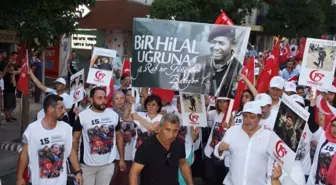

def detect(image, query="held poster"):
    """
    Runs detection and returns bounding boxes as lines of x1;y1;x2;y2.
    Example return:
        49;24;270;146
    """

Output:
132;18;251;98
267;94;309;174
70;69;85;104
87;47;116;86
298;38;336;89
180;93;207;127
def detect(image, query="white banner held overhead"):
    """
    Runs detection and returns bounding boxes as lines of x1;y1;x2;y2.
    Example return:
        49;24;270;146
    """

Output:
70;69;85;104
86;47;117;86
71;34;97;50
180;93;207;127
298;38;336;89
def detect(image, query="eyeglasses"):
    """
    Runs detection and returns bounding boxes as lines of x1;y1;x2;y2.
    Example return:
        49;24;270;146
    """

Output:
165;152;171;167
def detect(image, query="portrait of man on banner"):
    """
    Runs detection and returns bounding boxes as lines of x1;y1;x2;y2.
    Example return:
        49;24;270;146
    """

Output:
179;26;242;98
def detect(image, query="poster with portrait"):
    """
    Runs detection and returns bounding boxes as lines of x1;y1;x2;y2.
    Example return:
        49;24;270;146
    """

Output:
132;18;251;98
70;69;85;104
180;93;207;127
267;94;309;173
298;38;336;89
87;47;116;86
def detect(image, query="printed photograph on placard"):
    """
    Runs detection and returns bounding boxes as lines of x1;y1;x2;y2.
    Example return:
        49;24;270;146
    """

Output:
180;93;207;127
132;18;251;98
305;43;336;72
267;93;309;174
273;103;305;152
70;69;85;104
87;47;116;86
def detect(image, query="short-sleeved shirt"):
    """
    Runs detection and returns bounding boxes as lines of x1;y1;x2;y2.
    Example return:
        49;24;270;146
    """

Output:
46;88;72;110
134;135;185;185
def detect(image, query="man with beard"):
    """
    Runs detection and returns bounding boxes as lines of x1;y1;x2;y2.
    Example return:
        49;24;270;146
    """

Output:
73;86;127;185
180;26;241;98
17;94;83;185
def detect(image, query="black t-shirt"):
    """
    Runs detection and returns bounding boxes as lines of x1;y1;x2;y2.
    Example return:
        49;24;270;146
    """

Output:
1;61;18;93
134;135;186;185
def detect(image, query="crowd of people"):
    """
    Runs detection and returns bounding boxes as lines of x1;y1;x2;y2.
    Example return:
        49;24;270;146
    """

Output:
0;41;332;185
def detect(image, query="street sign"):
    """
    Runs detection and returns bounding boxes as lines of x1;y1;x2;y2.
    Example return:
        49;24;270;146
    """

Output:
76;5;91;18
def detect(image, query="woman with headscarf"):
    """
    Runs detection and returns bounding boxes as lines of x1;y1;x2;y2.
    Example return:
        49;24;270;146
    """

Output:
110;91;137;185
307;116;336;185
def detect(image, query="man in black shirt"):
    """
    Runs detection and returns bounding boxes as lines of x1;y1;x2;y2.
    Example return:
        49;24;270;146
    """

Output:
129;113;194;185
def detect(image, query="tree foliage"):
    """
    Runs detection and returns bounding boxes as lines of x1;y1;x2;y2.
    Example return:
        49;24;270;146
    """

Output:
150;0;261;24
0;0;95;49
262;0;325;37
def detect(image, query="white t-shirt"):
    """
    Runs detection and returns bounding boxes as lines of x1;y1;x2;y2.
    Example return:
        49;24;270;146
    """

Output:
279;161;305;185
260;109;278;131
23;119;72;185
204;110;226;158
46;88;72;109
162;104;178;114
271;99;281;112
78;108;120;166
232;111;243;127
134;112;162;159
115;120;136;161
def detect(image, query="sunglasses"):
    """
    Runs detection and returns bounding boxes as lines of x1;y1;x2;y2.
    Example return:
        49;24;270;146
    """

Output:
165;151;171;167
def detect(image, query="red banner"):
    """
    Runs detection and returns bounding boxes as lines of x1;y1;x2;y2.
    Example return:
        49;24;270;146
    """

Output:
45;42;60;78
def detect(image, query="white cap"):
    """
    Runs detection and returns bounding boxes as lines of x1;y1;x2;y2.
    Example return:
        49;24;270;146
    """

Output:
290;94;305;106
255;93;272;107
318;88;328;93
328;85;336;93
242;101;262;115
258;52;263;56
217;97;230;100
53;78;66;85
270;76;285;89
284;81;297;93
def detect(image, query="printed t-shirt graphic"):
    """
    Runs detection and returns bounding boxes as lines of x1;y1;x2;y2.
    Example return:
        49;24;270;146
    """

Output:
316;141;336;184
78;108;120;165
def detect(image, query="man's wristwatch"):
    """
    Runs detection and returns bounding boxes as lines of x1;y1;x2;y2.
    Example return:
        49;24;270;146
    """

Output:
75;169;83;175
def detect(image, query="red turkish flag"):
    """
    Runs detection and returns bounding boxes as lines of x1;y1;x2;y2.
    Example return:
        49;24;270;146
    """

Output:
233;57;255;111
214;11;235;25
106;79;115;108
151;88;175;103
279;43;291;63
288;74;299;82
17;49;29;95
121;58;131;76
296;38;306;61
256;41;280;93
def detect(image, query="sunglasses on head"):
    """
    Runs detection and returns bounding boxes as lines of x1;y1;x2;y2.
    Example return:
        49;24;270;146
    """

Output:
165;151;171;167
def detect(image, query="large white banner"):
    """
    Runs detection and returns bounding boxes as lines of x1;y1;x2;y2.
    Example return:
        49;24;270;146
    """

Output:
86;47;117;86
298;38;336;89
267;94;310;174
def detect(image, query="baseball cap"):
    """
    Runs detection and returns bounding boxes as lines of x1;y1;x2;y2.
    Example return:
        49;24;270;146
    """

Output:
290;94;305;106
255;93;272;107
242;101;262;115
318;88;328;93
328;85;336;93
284;81;297;93
53;78;66;85
270;76;285;89
217;97;230;100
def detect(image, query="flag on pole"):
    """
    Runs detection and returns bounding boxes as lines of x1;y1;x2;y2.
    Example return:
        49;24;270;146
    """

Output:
214;11;235;25
279;42;291;63
121;58;131;76
17;49;29;95
106;79;115;108
232;56;255;111
256;41;280;93
296;38;307;61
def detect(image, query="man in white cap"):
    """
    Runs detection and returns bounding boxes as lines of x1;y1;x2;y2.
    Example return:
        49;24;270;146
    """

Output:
269;76;286;111
255;93;277;130
28;69;72;113
284;81;297;96
214;101;273;185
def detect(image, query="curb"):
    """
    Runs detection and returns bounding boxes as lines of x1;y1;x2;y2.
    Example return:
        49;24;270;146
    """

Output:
0;142;22;152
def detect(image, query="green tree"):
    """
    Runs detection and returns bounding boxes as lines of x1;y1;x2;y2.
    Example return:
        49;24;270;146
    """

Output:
150;0;261;24
262;0;325;37
321;1;336;35
0;0;95;49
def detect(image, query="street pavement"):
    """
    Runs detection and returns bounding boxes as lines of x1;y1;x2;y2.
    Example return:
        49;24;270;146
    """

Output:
0;97;41;185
